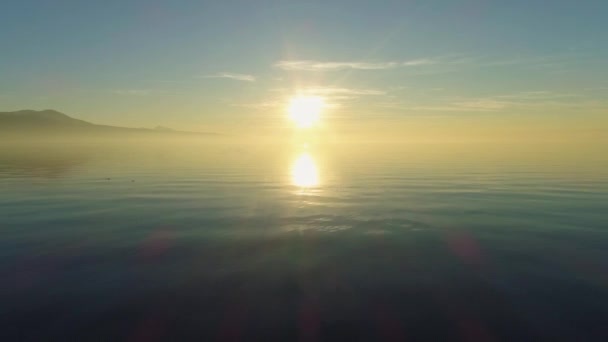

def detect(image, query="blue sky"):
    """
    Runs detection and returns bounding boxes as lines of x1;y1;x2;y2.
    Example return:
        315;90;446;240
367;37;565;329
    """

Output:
1;0;607;136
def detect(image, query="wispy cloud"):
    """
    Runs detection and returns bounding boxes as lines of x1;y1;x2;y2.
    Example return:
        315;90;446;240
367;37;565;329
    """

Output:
470;54;580;72
584;86;608;90
231;101;281;109
268;87;386;98
493;91;582;100
302;87;388;104
395;54;573;76
410;100;510;112
275;54;569;73
408;91;588;112
205;72;256;82
275;60;399;71
402;59;437;66
275;57;443;71
110;89;182;97
304;87;386;96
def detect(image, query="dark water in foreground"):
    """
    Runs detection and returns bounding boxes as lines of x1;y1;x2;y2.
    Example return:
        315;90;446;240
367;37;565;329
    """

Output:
1;142;607;341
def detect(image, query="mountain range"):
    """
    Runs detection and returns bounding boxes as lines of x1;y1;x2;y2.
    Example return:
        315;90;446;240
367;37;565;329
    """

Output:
0;110;215;137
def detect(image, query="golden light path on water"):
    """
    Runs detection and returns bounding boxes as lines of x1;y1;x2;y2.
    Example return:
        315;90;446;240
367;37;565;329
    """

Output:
291;152;319;188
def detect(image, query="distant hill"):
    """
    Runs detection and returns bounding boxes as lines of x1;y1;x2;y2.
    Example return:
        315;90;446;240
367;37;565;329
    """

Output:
0;110;216;137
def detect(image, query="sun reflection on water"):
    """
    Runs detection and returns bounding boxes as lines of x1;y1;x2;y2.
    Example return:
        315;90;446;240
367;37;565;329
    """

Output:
291;152;319;188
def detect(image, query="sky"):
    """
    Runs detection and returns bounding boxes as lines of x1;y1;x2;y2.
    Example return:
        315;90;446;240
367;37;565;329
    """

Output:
1;0;607;140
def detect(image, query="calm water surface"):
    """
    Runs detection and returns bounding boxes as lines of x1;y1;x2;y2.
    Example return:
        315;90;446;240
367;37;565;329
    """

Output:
1;142;607;341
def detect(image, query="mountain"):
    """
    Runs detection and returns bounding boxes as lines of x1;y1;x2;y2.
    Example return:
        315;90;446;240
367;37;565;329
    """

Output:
0;110;215;137
0;110;94;129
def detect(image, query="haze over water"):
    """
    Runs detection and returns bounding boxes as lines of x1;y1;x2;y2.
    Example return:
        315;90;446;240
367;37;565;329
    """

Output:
2;141;607;340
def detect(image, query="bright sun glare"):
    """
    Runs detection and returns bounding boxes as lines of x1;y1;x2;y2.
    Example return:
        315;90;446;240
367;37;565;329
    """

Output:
291;153;319;187
288;96;324;128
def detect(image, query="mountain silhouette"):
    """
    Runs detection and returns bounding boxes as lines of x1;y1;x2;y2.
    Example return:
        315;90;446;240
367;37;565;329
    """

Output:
0;110;215;137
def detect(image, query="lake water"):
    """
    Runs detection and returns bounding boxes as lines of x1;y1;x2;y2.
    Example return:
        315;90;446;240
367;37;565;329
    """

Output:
1;141;607;341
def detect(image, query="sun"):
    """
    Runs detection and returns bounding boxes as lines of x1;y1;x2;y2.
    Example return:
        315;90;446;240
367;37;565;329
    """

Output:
288;96;324;128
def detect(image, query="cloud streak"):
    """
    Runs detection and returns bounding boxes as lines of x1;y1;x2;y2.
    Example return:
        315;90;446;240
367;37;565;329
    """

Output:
275;59;438;71
408;91;588;112
275;54;569;73
205;73;256;82
304;87;386;96
402;59;437;66
231;101;281;110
